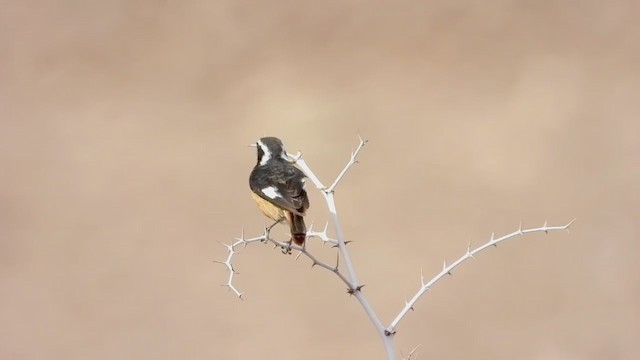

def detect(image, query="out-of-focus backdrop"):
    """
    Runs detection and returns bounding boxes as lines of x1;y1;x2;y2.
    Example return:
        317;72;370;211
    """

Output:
1;1;639;359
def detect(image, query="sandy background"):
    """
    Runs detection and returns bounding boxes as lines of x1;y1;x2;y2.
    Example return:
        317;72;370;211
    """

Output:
1;1;639;359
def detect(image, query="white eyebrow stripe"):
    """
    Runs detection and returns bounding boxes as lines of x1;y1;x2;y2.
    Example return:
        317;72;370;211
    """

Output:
258;139;271;166
261;186;281;199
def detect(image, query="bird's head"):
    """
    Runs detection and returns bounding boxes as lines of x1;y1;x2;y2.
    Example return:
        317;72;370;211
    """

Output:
252;136;288;166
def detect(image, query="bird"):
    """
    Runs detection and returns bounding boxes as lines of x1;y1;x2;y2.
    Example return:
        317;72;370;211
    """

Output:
249;137;309;246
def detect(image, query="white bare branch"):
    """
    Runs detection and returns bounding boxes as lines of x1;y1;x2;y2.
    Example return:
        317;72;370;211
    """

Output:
214;228;266;299
215;225;354;297
385;219;576;335
327;134;368;192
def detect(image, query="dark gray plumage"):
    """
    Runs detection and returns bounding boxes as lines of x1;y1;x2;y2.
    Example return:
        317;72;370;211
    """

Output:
249;137;309;245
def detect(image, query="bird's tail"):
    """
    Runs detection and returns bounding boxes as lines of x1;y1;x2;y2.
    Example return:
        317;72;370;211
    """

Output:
289;213;306;245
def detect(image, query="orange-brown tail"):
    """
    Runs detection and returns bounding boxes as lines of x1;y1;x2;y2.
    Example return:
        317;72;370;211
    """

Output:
289;213;306;245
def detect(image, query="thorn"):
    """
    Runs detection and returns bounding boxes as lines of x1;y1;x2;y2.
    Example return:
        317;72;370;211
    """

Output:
404;299;415;311
442;258;447;270
407;344;421;360
311;261;318;268
420;267;425;285
490;232;495;241
346;284;365;295
565;218;577;230
331;240;352;248
518;221;523;235
357;133;368;146
335;252;340;268
295;251;303;261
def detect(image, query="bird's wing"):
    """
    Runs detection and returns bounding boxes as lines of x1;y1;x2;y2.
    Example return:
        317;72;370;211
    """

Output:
282;170;308;214
250;166;306;216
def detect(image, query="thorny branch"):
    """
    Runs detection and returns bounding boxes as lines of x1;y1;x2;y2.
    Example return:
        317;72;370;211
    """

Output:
385;219;576;335
215;222;347;299
216;135;574;360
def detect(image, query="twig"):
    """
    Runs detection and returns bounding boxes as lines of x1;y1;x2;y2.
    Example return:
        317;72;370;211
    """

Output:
306;221;338;246
213;228;265;299
327;134;368;193
215;226;352;297
385;219;576;335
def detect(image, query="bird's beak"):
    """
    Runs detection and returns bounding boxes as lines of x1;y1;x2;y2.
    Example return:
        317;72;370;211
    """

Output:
247;143;257;148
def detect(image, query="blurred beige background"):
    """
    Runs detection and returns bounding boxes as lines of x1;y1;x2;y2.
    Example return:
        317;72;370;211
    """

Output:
1;1;639;359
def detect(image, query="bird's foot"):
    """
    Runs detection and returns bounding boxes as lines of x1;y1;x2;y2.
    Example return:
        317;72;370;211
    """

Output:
262;219;283;242
281;240;292;254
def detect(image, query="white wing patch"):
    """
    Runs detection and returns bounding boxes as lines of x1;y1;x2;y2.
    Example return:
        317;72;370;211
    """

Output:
261;186;281;199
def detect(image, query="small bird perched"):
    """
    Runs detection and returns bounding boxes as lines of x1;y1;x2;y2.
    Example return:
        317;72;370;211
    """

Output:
249;137;309;246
